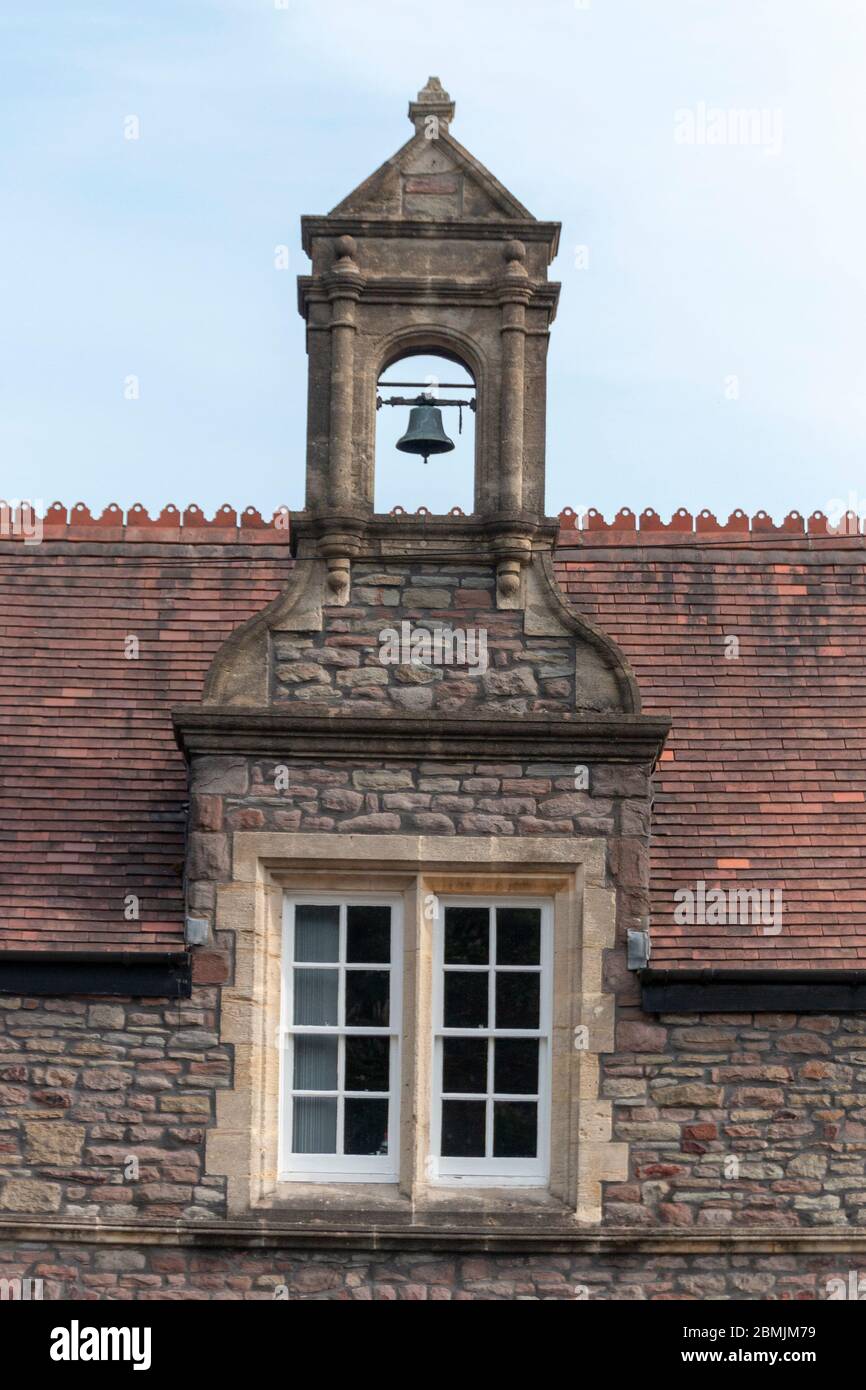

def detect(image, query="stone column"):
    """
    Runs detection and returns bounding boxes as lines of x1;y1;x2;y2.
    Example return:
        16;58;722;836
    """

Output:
498;240;531;514
495;241;534;604
317;236;365;603
326;236;363;512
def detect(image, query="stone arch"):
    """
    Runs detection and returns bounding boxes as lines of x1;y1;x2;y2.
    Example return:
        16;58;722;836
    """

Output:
364;324;490;515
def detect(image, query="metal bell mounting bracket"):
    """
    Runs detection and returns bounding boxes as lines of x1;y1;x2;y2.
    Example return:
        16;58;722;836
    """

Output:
376;379;477;436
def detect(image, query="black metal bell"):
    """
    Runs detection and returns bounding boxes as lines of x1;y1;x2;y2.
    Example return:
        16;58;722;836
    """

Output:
395;404;455;464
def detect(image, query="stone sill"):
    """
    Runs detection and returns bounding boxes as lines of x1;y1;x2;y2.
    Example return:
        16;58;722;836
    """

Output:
260;1181;569;1230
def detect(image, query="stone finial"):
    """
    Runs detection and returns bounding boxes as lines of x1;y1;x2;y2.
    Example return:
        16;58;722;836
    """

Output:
408;76;455;136
503;239;528;278
332;234;359;273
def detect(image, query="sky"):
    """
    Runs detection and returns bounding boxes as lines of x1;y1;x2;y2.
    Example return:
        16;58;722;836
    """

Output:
3;0;866;522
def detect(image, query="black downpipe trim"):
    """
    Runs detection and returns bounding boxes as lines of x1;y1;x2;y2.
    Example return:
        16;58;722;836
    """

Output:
641;969;866;1014
0;953;191;998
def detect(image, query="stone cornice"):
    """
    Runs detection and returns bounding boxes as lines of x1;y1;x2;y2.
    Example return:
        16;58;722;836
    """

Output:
289;509;560;560
171;708;671;764
301;215;562;257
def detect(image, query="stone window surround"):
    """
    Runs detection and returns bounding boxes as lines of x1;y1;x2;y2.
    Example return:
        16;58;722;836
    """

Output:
207;831;627;1229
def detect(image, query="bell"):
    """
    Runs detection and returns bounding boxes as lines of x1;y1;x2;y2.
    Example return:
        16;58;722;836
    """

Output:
395;403;455;464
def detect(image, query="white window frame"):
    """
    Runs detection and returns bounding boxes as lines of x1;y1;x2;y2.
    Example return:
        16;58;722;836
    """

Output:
429;896;553;1187
279;893;402;1183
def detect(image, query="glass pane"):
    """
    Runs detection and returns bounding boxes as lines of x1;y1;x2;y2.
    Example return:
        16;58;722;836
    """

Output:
442;1037;488;1094
494;1038;539;1095
295;904;340;963
496;907;541;965
293;1035;338;1091
345;1036;390;1092
347;905;391;963
493;1101;537;1157
293;968;339;1026
345;970;389;1026
292;1097;337;1154
441;1100;486;1157
344;1098;389;1155
495;972;540;1030
443;971;488;1029
444;906;489;964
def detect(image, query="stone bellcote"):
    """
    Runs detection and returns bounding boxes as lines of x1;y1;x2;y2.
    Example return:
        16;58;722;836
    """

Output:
193;80;648;720
295;77;561;603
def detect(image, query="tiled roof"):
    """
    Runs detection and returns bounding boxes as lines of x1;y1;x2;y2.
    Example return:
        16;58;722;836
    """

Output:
1;505;864;968
557;513;866;969
0;522;290;952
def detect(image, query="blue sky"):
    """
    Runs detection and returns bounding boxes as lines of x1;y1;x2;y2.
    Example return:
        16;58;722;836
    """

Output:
3;0;866;521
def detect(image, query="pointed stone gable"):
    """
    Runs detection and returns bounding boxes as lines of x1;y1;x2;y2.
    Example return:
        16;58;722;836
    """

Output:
329;77;533;222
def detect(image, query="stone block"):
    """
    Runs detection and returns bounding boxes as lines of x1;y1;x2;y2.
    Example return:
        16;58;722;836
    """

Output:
23;1122;85;1165
352;770;413;791
654;1083;723;1107
192;758;249;796
0;1180;61;1213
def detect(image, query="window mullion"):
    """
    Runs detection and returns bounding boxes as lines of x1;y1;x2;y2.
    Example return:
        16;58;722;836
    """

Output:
336;1032;345;1156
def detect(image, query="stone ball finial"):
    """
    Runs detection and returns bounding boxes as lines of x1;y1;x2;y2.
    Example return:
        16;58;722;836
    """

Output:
334;234;357;263
503;239;528;280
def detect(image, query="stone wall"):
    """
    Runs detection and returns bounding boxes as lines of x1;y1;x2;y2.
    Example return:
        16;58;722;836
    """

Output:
1;1241;861;1300
0;991;227;1222
186;756;648;940
605;1012;866;1229
270;561;577;714
4;991;866;1233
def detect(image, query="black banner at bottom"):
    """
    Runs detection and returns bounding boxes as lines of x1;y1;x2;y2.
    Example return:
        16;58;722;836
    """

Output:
1;1295;859;1377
